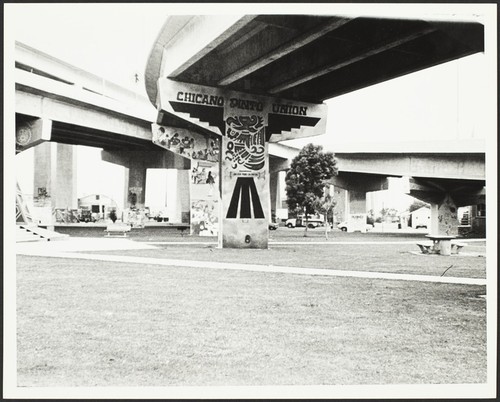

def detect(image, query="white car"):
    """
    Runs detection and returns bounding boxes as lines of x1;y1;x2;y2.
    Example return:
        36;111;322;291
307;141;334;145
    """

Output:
286;216;324;229
337;221;374;232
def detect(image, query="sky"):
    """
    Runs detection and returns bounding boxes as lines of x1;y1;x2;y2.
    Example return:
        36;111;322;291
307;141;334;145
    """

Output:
7;3;496;212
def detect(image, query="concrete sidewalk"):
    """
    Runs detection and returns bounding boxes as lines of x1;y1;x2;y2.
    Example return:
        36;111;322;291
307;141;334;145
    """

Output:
16;237;486;286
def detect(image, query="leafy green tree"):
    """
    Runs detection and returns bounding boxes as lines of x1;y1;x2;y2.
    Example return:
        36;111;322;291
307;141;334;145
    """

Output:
408;199;430;213
285;144;338;236
312;193;336;240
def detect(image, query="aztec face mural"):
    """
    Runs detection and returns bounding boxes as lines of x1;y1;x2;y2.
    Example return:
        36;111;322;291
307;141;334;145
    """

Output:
222;110;269;248
155;79;327;248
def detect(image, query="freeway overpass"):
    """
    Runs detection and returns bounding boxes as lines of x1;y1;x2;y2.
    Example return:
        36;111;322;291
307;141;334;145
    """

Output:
14;41;293;225
14;13;486;244
332;151;485;234
145;14;484;246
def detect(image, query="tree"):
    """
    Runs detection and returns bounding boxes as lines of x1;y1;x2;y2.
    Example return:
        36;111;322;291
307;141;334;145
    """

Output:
312;193;336;240
285;143;338;236
379;207;399;223
408;199;430;213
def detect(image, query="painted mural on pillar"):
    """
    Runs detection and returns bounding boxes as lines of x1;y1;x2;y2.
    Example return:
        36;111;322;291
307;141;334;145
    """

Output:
155;79;328;248
152;124;219;162
437;194;459;236
222;110;269;248
152;123;221;237
191;199;218;236
191;160;219;237
225;116;265;171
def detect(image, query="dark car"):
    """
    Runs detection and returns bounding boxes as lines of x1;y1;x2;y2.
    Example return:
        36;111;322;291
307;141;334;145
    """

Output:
269;221;279;230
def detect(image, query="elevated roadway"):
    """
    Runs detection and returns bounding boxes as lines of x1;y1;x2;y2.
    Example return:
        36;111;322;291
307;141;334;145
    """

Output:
14;41;302;225
145;13;484;246
145;14;483;105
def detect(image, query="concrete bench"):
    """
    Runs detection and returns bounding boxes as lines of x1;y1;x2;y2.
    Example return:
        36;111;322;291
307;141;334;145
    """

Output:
417;240;466;255
104;223;131;237
451;241;466;254
416;241;434;254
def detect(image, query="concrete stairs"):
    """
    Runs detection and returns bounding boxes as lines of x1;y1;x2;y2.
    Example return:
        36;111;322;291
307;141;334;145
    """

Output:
16;225;69;243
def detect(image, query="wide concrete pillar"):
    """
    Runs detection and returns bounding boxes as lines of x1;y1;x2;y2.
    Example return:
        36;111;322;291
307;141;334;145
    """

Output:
429;194;459;236
154;80;327;248
33;142;77;225
54;143;77;209
346;190;367;232
33;142;55;207
409;178;475;237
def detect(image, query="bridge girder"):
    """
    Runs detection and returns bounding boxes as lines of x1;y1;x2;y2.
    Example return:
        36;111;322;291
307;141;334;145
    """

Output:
146;14;484;105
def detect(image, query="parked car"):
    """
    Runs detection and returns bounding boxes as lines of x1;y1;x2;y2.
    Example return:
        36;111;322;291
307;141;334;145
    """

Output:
269;221;279;230
337;221;374;232
286;215;324;229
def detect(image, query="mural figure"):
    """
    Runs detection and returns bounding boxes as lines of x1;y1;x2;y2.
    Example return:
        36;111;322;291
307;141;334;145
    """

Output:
225;115;265;171
191;199;218;236
153;124;220;164
206;171;215;197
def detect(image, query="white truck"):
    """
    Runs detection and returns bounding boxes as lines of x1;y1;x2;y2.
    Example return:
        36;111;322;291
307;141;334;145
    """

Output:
285;215;325;229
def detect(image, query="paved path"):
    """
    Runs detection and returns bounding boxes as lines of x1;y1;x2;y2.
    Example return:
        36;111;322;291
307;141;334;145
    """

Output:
16;238;486;286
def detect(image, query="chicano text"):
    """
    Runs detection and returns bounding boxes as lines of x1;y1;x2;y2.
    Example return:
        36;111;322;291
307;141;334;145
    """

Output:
176;91;224;107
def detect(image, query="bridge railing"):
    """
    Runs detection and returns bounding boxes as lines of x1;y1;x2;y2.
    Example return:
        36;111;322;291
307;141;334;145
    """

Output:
15;41;152;111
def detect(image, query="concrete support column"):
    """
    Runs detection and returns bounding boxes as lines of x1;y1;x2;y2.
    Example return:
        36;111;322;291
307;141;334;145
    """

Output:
269;171;280;220
33;142;77;226
430;194;459;236
125;163;147;209
347;190;367;232
54;143;77;209
176;169;191;223
333;187;348;224
33;142;55;207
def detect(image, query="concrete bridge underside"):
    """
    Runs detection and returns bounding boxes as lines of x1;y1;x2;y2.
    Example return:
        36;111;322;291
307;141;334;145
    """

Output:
145;14;484;244
331;153;485;234
146;14;483;104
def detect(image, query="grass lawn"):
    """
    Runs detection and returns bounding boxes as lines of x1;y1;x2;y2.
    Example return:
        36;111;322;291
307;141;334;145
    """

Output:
16;230;487;386
86;242;486;279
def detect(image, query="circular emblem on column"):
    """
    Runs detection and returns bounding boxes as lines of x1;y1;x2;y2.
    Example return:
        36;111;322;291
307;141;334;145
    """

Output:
16;125;32;146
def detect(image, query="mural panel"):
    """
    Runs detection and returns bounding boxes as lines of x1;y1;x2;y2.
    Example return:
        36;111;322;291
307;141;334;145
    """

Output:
155;79;328;248
222;112;269;248
152;124;220;236
437;194;458;236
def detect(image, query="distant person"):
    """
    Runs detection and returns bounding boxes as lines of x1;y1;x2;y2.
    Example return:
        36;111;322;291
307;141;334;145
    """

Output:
206;171;215;196
206;171;215;185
